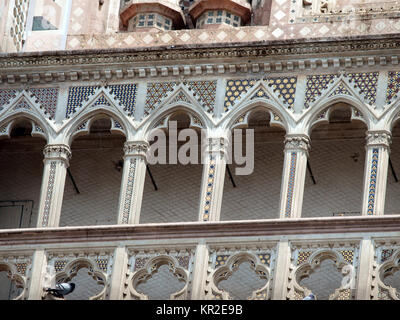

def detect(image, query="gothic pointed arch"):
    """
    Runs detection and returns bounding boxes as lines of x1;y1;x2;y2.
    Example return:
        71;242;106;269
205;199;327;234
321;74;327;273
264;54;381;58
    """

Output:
0;90;56;142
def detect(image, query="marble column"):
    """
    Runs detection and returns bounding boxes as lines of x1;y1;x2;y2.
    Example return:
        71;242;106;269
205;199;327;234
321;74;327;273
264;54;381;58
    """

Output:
362;131;392;216
37;144;71;228
117;141;149;224
279;134;310;219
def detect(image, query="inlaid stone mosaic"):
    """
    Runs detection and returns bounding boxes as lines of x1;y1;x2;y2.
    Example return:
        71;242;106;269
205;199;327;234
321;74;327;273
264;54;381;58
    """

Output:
0;89;19;110
187;81;217;113
224;79;258;112
386;71;400;104
304;74;338;109
347;72;379;105
66;85;99;116
267;77;297;110
145;82;177;116
108;84;137;116
29;87;59;119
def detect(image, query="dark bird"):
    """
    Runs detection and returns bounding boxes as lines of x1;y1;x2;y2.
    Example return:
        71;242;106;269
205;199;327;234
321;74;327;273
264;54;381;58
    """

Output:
303;293;316;300
46;283;76;298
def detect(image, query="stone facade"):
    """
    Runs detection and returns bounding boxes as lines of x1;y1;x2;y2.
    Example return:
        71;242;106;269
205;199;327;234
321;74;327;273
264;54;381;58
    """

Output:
1;0;400;301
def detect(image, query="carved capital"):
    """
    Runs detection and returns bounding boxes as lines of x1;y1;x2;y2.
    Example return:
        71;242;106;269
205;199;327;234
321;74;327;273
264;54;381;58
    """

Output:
43;144;72;164
366;131;392;148
204;137;229;157
124;141;149;158
284;135;310;152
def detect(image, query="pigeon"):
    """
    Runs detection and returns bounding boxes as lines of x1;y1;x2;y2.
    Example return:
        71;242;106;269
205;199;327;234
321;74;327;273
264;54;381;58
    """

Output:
46;283;76;298
303;293;316;300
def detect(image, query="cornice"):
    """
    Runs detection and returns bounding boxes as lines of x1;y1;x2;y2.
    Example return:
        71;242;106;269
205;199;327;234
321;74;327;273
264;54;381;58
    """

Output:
1;215;400;246
1;34;400;85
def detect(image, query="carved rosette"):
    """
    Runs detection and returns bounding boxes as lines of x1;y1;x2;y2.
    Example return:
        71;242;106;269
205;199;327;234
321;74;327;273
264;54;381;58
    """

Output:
284;135;310;153
124;141;150;158
43;144;72;165
366;131;392;148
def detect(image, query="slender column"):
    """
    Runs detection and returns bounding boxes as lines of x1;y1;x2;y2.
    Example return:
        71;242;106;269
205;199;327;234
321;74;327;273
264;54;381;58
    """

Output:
27;250;47;300
279;134;310;219
362;131;391;216
37;144;71;228
107;246;129;300
355;237;374;300
191;241;210;299
117;141;149;224
271;239;291;300
198;135;228;222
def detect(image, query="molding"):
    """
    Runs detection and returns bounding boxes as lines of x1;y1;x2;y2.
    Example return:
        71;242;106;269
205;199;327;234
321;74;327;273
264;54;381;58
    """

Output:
3;216;400;245
1;35;400;84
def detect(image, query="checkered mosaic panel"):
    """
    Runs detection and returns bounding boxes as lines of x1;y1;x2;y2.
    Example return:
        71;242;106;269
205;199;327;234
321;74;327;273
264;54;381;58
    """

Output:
0;89;19;111
108;84;137;117
267;77;297;110
386;71;400;104
187;80;217;113
29;87;59;119
346;72;379;105
145;82;177;116
66;86;99;116
224;79;258;112
304;74;338;109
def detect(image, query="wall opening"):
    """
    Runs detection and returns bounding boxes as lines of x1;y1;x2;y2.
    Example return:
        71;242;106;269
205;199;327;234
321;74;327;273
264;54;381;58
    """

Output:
0;119;45;229
140;112;203;223
302;103;367;218
60;117;125;226
384;120;400;215
220;110;285;221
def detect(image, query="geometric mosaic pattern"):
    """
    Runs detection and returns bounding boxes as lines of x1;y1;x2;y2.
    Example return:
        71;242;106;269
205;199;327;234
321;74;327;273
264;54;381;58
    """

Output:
54;260;68;272
285;152;297;218
95;259;109;272
304;74;338;109
367;149;379;215
340;250;354;264
66;85;99;116
386;71;400;104
296;251;312;266
329;82;353;97
170;90;191;104
380;249;395;263
346;72;379;105
224;79;258;112
145;82;177;116
92;95;112;107
215;254;230;267
15;263;28;276
250;88;270;100
13;98;32;111
203;156;216;222
108;84;137;117
0;89;19;111
10;0;30;52
267;77;297;110
29;87;59;119
187;80;217;113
